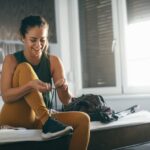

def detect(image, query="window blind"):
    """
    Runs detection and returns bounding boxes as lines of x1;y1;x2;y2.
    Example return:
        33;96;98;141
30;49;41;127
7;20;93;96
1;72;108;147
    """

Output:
127;0;150;24
78;0;116;88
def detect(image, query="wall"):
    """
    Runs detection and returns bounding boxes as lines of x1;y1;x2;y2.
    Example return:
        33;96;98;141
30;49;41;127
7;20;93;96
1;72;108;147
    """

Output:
1;95;150;112
0;0;56;42
105;95;150;112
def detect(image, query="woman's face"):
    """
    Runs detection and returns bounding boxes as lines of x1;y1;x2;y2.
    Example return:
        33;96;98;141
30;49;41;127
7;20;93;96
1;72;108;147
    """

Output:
22;26;48;59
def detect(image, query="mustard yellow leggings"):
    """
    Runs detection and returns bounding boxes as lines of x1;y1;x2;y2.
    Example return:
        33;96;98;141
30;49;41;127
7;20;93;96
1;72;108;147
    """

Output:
0;63;90;150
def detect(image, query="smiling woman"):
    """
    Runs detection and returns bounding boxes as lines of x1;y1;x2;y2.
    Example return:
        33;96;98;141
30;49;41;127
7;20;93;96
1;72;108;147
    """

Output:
0;15;90;150
20;16;49;64
0;0;57;96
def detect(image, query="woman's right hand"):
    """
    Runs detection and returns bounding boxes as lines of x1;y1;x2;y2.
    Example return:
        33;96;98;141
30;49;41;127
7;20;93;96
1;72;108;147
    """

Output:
28;79;51;92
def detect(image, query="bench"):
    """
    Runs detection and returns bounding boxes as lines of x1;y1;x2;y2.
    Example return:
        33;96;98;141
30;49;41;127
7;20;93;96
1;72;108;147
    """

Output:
1;111;150;150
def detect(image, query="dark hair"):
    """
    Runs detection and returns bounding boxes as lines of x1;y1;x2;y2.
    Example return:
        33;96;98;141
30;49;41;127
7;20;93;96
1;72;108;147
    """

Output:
19;15;49;37
20;15;49;55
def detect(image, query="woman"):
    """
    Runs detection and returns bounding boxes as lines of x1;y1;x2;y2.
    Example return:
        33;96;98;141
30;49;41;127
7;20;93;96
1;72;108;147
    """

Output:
0;15;90;150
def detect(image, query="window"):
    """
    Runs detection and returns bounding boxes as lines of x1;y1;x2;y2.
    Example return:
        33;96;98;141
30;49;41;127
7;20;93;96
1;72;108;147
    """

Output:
79;0;116;88
123;0;150;93
69;0;150;95
69;0;121;95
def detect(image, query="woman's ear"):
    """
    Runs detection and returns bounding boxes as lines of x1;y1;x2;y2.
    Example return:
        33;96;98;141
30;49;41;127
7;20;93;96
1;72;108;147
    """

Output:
20;36;25;42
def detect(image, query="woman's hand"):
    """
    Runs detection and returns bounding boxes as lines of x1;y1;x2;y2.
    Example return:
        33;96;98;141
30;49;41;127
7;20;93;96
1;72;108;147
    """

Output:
29;79;51;92
50;55;72;104
55;78;68;91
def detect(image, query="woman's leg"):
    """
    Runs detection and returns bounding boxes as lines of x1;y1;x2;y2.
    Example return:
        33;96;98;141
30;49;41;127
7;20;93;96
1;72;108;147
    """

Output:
52;111;90;150
12;62;50;124
0;62;73;139
0;62;49;128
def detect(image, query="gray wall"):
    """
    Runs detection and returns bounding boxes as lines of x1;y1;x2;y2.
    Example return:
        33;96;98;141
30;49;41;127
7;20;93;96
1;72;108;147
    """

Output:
105;95;150;112
1;96;150;112
0;0;56;42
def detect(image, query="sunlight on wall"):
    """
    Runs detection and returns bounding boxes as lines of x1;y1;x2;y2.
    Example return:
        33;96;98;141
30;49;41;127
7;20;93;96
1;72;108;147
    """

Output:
126;21;150;86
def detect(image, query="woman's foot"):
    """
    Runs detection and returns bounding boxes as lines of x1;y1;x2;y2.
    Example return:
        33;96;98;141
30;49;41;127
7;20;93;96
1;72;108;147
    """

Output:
42;117;73;139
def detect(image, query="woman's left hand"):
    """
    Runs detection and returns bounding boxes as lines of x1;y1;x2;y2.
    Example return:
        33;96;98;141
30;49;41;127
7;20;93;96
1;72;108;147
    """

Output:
55;78;68;91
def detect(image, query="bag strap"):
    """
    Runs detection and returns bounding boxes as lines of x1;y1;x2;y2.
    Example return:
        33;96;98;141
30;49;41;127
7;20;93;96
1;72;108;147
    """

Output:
98;95;105;104
115;105;139;118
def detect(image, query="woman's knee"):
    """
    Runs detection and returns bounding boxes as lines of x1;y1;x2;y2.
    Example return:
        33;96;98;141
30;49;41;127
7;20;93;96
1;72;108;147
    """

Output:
13;62;38;87
16;62;33;73
78;112;90;125
15;62;38;79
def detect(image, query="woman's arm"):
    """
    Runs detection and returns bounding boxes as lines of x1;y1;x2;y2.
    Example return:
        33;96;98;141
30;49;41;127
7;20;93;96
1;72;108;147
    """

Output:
50;55;72;105
1;54;31;103
1;54;50;103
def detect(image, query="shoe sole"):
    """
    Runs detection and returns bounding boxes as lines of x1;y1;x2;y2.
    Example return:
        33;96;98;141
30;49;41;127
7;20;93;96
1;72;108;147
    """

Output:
42;126;73;139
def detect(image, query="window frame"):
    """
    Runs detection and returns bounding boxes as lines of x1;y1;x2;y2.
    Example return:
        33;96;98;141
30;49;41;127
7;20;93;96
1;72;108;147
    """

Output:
68;0;122;96
119;0;150;94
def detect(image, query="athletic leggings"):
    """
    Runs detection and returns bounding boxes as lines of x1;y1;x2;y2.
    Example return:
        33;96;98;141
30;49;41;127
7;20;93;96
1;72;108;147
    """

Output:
0;62;90;150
